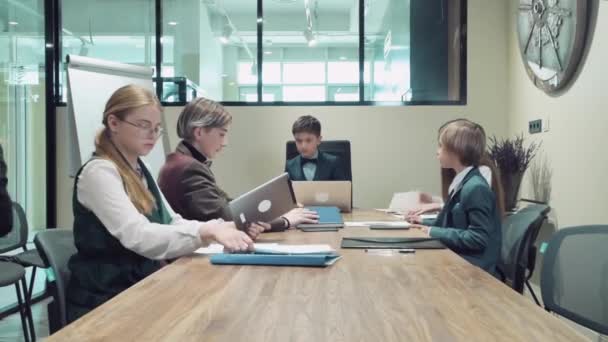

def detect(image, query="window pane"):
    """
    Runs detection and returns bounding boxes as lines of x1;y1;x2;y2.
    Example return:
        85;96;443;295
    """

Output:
162;0;257;102
334;93;359;101
61;0;156;101
329;86;359;102
0;0;50;308
237;61;281;85
327;62;357;84
283;86;325;102
263;62;281;84
364;0;464;102
0;0;47;230
237;62;257;85
239;87;275;102
262;0;359;102
283;62;324;84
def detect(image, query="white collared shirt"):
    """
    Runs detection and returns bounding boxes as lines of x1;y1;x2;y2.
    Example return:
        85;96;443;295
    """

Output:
448;166;474;198
77;159;220;260
447;166;492;198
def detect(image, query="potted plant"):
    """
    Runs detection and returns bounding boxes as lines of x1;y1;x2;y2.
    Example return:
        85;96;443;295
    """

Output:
488;135;540;212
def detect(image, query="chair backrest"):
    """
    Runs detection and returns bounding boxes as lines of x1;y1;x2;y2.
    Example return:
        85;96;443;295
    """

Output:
285;140;352;181
0;202;29;254
516;204;550;242
541;225;608;335
497;204;550;293
34;229;76;330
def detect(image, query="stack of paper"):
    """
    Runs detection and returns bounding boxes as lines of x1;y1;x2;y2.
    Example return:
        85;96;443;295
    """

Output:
254;244;335;255
194;243;280;255
387;191;422;213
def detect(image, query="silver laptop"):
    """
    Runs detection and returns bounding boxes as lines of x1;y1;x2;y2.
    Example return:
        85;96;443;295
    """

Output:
291;181;352;213
229;173;297;231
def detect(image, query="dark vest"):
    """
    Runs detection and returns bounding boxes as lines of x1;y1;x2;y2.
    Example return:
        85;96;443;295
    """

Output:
66;158;171;322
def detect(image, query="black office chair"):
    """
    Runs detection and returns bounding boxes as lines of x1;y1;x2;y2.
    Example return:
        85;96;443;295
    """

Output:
497;204;550;305
0;202;45;302
541;225;608;336
34;229;76;333
285;140;352;182
0;261;35;342
515;203;551;301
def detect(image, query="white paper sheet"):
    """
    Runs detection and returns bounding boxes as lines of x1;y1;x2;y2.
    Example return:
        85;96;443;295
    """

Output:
345;221;410;227
194;243;280;255
254;244;335;254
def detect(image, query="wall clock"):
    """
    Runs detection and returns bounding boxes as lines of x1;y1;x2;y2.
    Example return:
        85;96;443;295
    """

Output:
517;0;589;94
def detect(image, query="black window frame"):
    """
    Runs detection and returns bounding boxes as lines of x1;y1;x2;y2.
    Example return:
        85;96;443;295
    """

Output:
50;0;467;108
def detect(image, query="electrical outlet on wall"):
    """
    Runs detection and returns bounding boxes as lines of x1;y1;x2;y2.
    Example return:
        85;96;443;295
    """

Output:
529;119;542;134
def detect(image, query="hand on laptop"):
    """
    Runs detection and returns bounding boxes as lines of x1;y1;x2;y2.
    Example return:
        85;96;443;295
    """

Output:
283;208;320;228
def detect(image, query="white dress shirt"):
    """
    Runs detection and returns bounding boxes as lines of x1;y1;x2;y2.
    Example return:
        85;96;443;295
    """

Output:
77;159;218;260
448;166;491;197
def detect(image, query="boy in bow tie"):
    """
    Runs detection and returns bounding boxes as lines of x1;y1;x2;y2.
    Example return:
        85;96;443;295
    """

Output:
285;115;346;181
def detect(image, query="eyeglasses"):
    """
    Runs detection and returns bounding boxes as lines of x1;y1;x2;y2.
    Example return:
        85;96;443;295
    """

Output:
120;119;164;139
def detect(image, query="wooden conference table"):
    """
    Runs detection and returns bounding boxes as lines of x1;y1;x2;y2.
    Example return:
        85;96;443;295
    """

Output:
47;210;586;341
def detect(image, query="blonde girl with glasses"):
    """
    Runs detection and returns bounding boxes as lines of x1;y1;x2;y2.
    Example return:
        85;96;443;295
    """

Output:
65;85;267;322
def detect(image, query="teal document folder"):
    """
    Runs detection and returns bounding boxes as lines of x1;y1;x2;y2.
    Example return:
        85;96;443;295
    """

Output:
210;253;341;267
298;206;344;230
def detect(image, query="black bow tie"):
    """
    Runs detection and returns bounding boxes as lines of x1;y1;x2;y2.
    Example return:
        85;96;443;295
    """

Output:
301;157;318;165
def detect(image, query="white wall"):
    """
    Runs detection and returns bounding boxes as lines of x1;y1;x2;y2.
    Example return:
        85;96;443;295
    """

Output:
507;1;608;228
55;0;510;229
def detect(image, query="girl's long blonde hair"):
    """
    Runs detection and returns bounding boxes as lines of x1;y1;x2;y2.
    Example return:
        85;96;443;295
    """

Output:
96;84;161;215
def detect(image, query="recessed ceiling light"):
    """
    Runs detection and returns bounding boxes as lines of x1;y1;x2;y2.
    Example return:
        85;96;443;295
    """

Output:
339;56;347;60
168;21;178;26
8;21;18;26
264;51;272;55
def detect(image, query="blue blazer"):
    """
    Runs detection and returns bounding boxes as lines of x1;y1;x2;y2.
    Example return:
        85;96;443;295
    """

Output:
430;168;502;274
285;151;347;181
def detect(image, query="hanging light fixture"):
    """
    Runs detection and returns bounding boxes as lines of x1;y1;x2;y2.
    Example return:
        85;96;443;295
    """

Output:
303;28;316;47
302;0;316;47
219;15;233;44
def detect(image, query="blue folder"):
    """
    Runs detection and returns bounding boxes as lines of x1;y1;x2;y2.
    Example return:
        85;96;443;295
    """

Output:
298;206;344;230
210;253;341;267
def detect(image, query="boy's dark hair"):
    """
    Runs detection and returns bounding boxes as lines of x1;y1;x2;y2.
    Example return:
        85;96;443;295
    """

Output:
292;115;321;136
